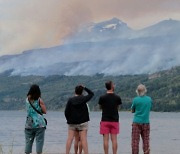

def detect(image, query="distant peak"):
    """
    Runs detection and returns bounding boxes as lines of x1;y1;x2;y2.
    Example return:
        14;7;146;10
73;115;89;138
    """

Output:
160;18;179;24
142;18;180;30
95;18;126;27
109;17;121;22
106;17;125;24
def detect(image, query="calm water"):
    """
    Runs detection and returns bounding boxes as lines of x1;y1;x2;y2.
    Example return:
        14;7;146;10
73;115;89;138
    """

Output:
0;111;180;154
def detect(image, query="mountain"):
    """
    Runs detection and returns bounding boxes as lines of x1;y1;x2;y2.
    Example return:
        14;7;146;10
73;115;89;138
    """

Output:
65;18;133;43
134;19;180;38
0;66;179;111
0;18;180;76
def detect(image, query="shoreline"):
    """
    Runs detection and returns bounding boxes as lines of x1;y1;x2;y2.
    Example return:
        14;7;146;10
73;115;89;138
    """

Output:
0;110;180;113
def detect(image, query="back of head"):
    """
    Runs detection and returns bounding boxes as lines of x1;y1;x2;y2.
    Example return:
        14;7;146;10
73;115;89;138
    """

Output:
75;85;84;95
136;84;147;96
27;84;41;100
105;81;113;90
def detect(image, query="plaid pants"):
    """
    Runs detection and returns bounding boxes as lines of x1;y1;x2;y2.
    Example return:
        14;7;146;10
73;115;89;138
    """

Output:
132;123;150;154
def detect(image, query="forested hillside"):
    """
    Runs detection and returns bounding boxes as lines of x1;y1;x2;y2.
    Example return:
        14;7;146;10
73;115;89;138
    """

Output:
0;66;179;111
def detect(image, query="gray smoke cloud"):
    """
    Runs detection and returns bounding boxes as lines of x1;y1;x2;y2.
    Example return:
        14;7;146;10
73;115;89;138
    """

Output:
1;0;180;56
0;30;180;76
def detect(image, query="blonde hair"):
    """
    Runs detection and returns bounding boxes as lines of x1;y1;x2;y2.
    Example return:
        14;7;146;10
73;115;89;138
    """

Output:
136;84;147;96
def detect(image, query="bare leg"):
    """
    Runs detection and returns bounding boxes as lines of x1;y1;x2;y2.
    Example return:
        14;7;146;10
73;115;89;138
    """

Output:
78;140;82;154
74;131;82;154
74;131;79;154
103;134;109;154
66;129;75;154
79;130;88;154
111;134;118;154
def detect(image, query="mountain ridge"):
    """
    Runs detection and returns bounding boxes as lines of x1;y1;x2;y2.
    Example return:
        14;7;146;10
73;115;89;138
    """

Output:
0;18;180;76
0;66;179;111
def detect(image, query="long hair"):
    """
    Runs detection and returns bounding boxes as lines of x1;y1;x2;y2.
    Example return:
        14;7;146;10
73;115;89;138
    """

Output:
27;84;41;100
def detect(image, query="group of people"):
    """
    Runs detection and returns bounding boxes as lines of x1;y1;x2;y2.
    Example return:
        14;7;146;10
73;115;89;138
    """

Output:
24;81;152;154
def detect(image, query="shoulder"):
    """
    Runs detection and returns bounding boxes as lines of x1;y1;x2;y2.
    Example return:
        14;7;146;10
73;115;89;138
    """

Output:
133;96;139;102
26;97;29;103
114;93;121;99
68;96;75;103
100;94;107;99
113;94;121;102
25;98;30;108
68;97;73;102
146;96;151;99
145;96;152;102
98;94;107;103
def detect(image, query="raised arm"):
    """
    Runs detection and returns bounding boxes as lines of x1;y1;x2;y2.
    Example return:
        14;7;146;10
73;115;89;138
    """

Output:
83;87;94;103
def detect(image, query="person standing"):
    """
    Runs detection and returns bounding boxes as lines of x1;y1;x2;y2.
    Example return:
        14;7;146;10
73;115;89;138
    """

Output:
74;131;82;154
98;81;122;154
74;99;90;154
131;84;152;154
25;84;47;154
65;85;94;154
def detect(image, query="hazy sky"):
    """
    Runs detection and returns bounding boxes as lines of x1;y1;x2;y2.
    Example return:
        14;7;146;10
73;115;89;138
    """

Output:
0;0;180;56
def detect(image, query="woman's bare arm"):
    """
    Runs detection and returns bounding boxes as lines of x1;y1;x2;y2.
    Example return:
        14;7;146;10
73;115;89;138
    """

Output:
39;99;47;114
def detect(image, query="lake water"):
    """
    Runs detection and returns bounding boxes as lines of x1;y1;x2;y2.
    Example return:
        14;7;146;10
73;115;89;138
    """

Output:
0;111;180;154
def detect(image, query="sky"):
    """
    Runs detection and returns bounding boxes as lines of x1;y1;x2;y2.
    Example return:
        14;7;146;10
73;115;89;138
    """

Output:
0;0;180;56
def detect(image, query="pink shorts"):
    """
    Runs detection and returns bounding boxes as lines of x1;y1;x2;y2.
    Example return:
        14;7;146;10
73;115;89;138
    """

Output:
100;121;120;135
